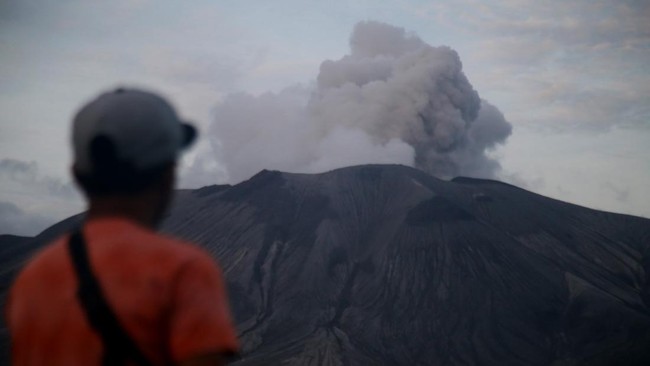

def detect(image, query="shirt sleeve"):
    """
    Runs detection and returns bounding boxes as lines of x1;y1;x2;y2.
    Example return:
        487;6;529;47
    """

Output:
168;252;239;362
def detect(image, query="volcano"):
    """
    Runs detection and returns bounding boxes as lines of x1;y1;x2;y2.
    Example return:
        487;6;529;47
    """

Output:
1;164;649;365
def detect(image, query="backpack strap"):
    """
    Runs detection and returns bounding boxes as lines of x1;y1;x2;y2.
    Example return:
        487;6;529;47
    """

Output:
68;229;153;366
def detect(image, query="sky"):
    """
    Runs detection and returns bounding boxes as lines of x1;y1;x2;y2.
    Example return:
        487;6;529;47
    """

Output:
0;0;648;236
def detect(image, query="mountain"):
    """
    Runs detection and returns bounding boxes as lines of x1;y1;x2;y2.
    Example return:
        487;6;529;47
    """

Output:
1;164;649;365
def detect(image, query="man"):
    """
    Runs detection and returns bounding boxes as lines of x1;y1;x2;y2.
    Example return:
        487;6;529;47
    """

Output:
6;88;239;365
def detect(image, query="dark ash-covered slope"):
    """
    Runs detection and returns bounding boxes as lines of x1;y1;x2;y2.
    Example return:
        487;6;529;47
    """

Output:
166;165;650;365
2;164;650;365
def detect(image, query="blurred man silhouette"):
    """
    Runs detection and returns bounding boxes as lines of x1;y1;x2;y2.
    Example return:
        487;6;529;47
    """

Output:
6;88;238;366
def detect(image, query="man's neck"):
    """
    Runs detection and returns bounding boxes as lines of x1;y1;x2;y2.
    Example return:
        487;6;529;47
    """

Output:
86;195;157;229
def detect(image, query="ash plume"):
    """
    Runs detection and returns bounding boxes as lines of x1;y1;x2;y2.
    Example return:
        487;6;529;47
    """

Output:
203;21;512;183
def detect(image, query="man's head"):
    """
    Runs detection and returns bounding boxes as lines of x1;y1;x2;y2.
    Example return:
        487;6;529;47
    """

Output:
71;88;196;224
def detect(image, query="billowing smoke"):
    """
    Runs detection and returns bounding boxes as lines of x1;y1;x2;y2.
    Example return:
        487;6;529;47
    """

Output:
0;159;82;235
202;21;512;183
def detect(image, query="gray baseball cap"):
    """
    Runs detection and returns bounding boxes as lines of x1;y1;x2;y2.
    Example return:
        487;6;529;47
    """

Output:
72;87;197;175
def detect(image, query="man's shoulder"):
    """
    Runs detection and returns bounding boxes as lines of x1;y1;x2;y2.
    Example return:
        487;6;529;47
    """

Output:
103;225;220;280
149;236;215;270
120;232;225;293
15;236;69;278
80;218;209;263
131;229;211;261
8;235;71;303
13;228;214;287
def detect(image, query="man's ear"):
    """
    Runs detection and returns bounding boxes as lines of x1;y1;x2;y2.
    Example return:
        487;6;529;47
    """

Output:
71;164;79;180
70;164;84;191
162;163;176;190
149;163;177;227
152;162;176;201
72;164;95;199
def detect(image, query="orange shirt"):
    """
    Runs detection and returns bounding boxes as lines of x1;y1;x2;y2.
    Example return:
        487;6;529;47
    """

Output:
6;217;239;365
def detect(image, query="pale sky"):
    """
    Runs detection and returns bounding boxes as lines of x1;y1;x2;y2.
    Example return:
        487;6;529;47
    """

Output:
1;0;649;236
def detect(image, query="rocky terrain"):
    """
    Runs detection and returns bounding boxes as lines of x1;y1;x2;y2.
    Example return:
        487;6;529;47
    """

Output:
1;164;649;365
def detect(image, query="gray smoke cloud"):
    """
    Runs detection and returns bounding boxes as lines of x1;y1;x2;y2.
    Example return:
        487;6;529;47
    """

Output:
0;159;82;236
0;201;51;237
0;159;78;199
202;21;512;183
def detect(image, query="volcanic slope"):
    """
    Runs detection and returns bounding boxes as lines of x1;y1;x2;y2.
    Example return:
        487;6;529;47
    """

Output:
169;165;650;365
2;164;650;365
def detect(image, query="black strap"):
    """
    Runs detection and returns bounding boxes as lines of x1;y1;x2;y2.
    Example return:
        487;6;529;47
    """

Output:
68;230;153;366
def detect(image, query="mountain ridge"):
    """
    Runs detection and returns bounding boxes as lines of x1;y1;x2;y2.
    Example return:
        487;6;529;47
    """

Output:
1;164;649;365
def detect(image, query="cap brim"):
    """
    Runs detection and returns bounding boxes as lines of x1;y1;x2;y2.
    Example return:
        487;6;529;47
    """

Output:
181;123;198;149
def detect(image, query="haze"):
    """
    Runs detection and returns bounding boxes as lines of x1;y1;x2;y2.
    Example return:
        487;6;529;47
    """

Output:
0;0;648;236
